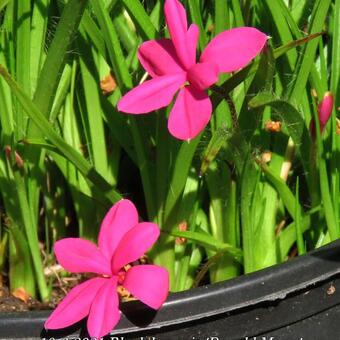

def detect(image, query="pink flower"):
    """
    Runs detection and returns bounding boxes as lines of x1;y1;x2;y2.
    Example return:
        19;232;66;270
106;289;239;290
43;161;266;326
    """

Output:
117;0;268;140
310;91;334;137
45;199;169;339
318;91;334;132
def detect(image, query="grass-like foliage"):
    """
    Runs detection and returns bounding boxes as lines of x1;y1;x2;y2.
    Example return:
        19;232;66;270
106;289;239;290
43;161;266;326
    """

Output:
0;0;338;303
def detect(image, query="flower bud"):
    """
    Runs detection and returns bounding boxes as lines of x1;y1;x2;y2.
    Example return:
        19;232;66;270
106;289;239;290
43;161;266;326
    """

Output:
318;91;334;132
310;91;334;138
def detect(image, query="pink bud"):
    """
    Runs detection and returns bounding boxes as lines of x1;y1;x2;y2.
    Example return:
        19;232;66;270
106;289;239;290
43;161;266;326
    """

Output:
318;91;334;132
4;146;24;168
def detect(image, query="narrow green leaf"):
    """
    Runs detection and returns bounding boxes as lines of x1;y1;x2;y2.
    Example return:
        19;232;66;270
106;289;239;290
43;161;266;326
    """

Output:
164;136;201;224
295;177;306;255
15;0;31;139
0;65;121;204
12;167;49;300
30;0;49;94
214;0;229;35
288;0;331;102
231;0;245;26
91;0;132;89
312;98;339;240
273;32;324;60
8;226;36;297
256;157;298;219
168;230;243;262
80;10;107;58
0;0;10;11
30;0;89;132
188;0;207;50
79;48;110;180
200;127;230;176
121;0;157;40
330;0;340;102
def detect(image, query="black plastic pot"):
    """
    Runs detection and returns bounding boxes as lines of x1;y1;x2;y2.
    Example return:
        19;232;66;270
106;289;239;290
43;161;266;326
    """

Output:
1;240;340;339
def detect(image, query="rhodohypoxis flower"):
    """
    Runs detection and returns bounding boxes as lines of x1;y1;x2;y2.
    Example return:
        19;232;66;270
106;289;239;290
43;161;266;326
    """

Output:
118;0;268;140
310;91;334;137
45;199;169;339
317;91;334;132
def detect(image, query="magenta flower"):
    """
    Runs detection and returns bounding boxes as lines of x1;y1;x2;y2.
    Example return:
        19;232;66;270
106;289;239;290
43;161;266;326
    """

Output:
117;0;268;140
310;91;334;137
318;91;334;132
45;199;169;339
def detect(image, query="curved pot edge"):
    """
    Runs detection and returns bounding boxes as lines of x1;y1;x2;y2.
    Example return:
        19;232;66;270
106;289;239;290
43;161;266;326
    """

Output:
0;239;339;338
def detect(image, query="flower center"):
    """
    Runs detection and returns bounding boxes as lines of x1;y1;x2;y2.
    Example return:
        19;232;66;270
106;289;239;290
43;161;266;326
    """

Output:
117;270;126;284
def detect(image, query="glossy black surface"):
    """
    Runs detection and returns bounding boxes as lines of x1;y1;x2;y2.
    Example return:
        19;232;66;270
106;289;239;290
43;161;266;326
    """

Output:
0;240;339;339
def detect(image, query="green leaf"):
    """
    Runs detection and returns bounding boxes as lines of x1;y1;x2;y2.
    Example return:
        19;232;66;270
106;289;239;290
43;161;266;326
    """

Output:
188;0;207;50
164;136;201;225
288;0;331;102
214;0;229;35
12;168;48;300
8;226;36;297
273;32;324;60
330;0;340;103
0;0;11;11
295;177;306;255
255;157;299;219
78;46;110;180
91;0;132;89
121;0;157;40
29;0;89;137
168;230;243;262
200;127;231;176
248;94;311;165
0;65;121;204
276;214;312;260
15;0;31;139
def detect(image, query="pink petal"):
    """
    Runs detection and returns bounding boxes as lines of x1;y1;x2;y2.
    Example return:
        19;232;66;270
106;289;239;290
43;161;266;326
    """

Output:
168;86;212;140
87;277;120;339
138;39;184;77
200;27;268;73
123;265;169;309
186;24;200;67
111;222;160;273
164;0;196;69
98;199;138;261
45;278;106;330
117;73;186;114
318;91;333;130
187;61;219;90
54;238;111;275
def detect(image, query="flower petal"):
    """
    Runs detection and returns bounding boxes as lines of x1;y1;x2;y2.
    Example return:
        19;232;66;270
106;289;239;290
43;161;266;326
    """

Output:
54;238;111;275
200;27;268;73
186;24;199;67
98;199;138;261
187;61;219;90
87;277;120;339
117;73;186;114
123;265;169;309
168;86;212;140
164;0;196;69
112;222;160;273
138;39;184;77
45;278;106;330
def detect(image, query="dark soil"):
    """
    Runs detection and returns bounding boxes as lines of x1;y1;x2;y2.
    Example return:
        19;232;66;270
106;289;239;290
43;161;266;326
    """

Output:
0;257;148;312
0;273;83;312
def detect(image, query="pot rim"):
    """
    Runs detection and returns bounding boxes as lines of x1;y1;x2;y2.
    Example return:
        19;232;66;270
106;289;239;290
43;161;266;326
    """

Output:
114;238;340;334
1;239;340;337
